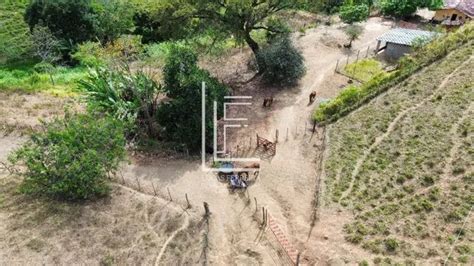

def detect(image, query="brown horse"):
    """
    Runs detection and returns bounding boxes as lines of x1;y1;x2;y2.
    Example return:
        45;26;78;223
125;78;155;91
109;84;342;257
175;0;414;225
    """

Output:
309;91;317;104
263;97;274;107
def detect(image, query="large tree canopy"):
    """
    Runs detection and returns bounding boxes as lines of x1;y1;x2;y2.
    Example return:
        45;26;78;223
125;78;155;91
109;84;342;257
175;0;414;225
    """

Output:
187;0;296;56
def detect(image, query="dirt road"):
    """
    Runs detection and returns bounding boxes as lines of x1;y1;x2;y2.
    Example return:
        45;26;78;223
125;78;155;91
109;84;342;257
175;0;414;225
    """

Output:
121;17;393;264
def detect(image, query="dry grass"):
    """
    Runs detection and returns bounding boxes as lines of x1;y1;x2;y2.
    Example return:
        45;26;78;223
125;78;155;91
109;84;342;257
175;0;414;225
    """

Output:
0;175;205;265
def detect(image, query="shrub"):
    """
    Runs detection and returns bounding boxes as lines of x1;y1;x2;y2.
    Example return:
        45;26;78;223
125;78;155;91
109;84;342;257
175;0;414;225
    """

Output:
339;4;369;24
158;45;228;151
72;42;106;67
33;62;55;73
79;66;162;138
103;35;144;62
256;36;305;86
9;113;126;200
384;238;399;253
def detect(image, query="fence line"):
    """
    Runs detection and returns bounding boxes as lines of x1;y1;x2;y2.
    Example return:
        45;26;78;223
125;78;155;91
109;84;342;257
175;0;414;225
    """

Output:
334;45;376;77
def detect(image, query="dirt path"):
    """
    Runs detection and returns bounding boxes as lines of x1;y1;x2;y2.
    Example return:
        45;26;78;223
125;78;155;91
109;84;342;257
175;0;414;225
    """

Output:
120;17;394;264
155;214;190;265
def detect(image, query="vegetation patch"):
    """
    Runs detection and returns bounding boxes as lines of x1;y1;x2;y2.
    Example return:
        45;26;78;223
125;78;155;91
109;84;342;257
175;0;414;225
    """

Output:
9;113;126;200
343;59;384;82
324;41;474;263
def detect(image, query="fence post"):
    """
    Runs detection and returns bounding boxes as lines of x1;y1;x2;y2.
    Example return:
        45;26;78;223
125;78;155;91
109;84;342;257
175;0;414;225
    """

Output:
335;59;339;73
265;209;268;227
135;177;141;191
275;129;279;143
256;134;260;147
296;253;301;266
254;197;258;212
167;187;173;201
262;207;265;226
203;202;210;216
121;172;125;184
185;193;191;209
151;182;157;196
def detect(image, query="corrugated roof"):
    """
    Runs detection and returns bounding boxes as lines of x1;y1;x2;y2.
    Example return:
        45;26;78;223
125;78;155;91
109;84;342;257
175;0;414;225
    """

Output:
376;28;437;46
443;0;474;17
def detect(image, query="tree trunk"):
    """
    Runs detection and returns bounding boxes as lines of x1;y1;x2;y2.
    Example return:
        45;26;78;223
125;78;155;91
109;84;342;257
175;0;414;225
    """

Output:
244;33;260;55
244;31;263;73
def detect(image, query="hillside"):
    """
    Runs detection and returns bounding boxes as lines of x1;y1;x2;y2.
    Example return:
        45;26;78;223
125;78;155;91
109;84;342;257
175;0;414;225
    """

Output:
323;41;473;264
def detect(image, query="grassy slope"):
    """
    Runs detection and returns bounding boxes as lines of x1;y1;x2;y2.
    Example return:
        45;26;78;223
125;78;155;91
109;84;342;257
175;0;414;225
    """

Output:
324;42;473;264
0;0;31;63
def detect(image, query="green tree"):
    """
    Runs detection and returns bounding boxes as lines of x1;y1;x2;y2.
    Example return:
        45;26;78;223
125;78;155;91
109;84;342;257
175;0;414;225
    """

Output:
379;0;442;18
89;0;135;44
133;1;195;44
343;24;364;48
9;114;126;200
30;25;62;64
30;25;62;85
158;45;228;151
187;0;296;62
256;36;306;85
25;0;96;47
339;4;369;24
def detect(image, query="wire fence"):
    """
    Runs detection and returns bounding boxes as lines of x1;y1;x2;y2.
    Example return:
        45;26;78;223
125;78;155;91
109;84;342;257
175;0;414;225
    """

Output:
334;45;377;81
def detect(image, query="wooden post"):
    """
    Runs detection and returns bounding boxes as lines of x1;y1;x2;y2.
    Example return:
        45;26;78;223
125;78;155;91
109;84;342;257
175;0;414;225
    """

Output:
254;197;258;212
296;252;301;266
312;120;317;134
151;182;157;196
185;193;191;208
135;177;141;191
256;134;260;147
167;187;173;201
275;129;279;143
265;209;268;227
262;207;265;226
334;59;339;73
203;202;210;216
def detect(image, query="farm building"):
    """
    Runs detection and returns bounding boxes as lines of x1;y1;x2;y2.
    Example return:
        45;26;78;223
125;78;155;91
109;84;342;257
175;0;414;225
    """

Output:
433;0;473;26
375;28;438;60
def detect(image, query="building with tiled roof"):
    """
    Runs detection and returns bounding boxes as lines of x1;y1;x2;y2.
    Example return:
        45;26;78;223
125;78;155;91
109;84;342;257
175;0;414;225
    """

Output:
433;0;473;26
375;28;438;60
